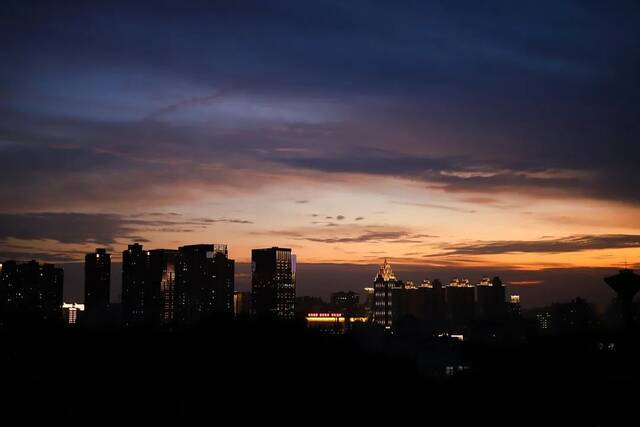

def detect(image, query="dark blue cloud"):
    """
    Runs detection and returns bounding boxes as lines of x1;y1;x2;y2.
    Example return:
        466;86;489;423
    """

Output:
1;0;639;208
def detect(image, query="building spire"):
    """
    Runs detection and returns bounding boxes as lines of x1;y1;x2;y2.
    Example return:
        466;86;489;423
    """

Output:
377;258;395;281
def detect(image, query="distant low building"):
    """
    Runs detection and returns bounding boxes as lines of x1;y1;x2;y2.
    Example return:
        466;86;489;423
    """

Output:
330;291;359;316
536;310;552;331
534;298;598;334
305;312;367;334
62;302;85;325
295;296;329;317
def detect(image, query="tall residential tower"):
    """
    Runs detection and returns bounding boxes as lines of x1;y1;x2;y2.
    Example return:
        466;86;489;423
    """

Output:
84;248;111;314
251;247;296;319
175;244;235;324
122;243;150;326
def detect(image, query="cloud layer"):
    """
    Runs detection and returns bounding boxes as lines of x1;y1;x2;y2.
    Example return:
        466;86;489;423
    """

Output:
434;235;640;256
1;1;639;277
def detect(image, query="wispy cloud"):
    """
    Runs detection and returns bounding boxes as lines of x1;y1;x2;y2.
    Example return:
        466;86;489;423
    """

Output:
255;228;438;245
431;235;640;256
393;201;476;214
143;90;227;121
198;218;254;224
0;213;141;245
509;280;544;286
0;212;253;246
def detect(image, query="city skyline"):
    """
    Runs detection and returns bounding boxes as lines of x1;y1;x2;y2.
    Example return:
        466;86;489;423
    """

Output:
2;251;624;338
48;246;624;310
4;2;640;418
2;1;640;302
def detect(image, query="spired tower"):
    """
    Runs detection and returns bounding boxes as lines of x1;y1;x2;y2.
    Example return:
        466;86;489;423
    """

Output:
373;259;399;329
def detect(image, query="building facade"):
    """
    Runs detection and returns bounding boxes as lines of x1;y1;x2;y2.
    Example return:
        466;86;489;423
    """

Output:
175;244;235;323
251;247;296;319
0;260;63;325
330;291;359;316
392;279;446;333
508;294;521;319
148;249;178;325
373;259;400;329
233;291;250;317
476;276;506;320
122;243;150;326
84;248;111;315
445;278;475;330
305;312;368;334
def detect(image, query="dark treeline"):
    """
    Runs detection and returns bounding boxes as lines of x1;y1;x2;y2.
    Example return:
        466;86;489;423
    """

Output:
2;317;638;423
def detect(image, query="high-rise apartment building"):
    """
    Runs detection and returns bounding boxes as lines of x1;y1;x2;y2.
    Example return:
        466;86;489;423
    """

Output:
251;247;296;319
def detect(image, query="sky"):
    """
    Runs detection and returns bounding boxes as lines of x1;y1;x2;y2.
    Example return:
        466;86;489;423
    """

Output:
1;1;640;306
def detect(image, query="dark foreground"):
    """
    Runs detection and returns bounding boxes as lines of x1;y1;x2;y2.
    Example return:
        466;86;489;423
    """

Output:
2;319;639;423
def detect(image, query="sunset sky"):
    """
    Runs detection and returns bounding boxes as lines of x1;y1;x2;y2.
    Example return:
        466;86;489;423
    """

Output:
1;1;640;303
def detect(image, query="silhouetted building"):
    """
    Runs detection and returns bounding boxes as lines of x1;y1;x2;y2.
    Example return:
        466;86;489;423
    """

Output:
251;247;296;319
0;260;63;325
149;249;178;325
508;294;522;319
392;281;421;330
62;302;85;325
362;287;374;320
603;297;640;330
476;276;505;320
122;245;181;326
331;291;359;316
122;243;150;326
391;279;447;334
445;278;475;330
295;296;328;317
604;269;640;329
535;298;598;334
536;309;552;332
430;279;447;330
373;259;399;329
84;248;111;316
175;244;234;323
234;291;250;317
305;312;344;334
552;298;598;334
